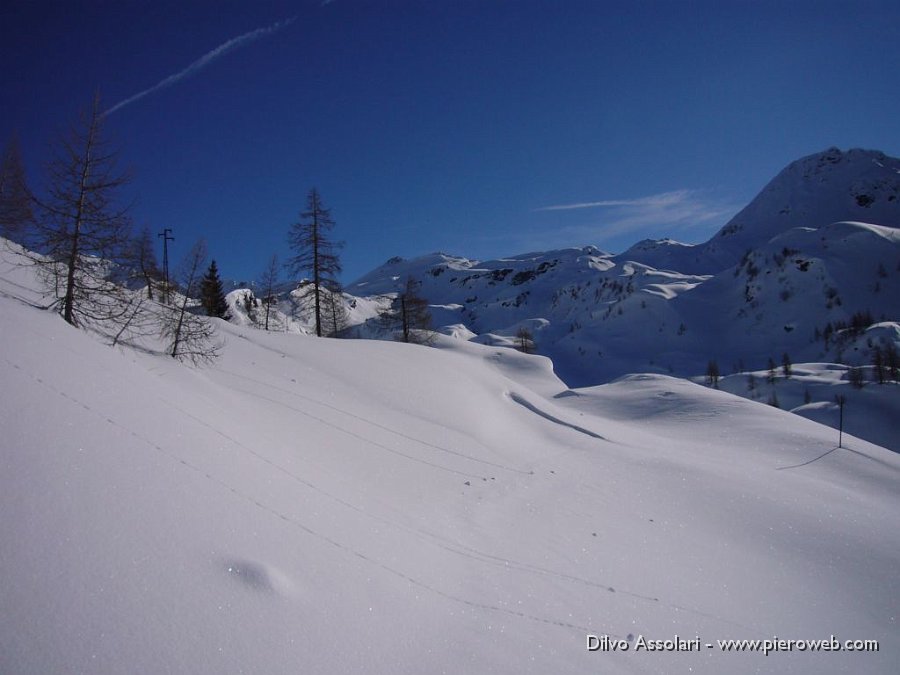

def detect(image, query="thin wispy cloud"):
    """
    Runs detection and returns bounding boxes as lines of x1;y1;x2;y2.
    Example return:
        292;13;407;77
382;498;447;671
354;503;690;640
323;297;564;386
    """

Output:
467;189;743;256
536;190;702;212
105;16;297;116
535;189;738;240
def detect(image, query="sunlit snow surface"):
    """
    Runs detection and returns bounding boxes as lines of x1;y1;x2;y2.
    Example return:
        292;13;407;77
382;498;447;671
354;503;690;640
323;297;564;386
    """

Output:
1;245;898;674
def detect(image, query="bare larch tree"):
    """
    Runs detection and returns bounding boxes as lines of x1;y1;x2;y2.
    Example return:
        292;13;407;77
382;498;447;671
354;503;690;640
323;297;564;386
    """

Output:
162;240;220;364
130;226;162;300
322;279;349;337
258;253;280;330
24;95;133;328
0;134;34;241
380;276;434;344
286;188;343;337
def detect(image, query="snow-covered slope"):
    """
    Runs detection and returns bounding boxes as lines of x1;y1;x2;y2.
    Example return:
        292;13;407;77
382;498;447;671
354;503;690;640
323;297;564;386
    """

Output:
714;362;900;454
2;241;899;674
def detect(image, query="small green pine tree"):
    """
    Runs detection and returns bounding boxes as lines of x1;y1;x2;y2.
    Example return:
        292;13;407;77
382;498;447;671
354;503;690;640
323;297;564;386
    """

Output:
200;260;230;319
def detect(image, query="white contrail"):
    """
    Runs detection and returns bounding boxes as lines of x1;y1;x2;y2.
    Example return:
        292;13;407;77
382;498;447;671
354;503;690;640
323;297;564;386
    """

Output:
104;16;297;116
535;191;694;212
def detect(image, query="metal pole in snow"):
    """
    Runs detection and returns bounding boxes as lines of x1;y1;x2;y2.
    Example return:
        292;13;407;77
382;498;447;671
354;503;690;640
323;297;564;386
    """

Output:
158;228;174;303
835;394;846;448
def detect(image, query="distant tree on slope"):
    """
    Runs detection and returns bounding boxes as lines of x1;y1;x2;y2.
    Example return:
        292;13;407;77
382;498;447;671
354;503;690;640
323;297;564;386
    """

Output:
871;346;884;384
516;326;535;354
885;343;899;381
322;279;349;337
258;254;280;330
0;134;33;240
781;352;792;378
130;226;162;300
286;188;343;337
200;259;230;319
379;276;434;344
705;359;720;388
162;240;220;364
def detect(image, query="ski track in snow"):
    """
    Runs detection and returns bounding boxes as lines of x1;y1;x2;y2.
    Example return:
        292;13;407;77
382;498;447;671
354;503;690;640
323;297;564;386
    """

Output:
2;354;761;640
169;396;669;607
168;366;759;634
3;357;603;635
221;380;487;479
216;367;534;475
0;278;53;309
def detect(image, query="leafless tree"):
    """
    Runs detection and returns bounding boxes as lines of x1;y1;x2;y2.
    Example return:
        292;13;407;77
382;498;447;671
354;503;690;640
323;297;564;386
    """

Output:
286;188;343;337
380;276;434;344
22;95;134;328
705;359;720;388
322;279;349;337
0;134;33;241
161;240;220;364
110;294;157;348
258;253;280;330
516;326;535;354
129;226;162;300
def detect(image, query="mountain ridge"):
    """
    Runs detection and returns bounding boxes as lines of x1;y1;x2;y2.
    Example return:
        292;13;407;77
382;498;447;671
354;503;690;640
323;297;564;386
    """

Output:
336;148;898;388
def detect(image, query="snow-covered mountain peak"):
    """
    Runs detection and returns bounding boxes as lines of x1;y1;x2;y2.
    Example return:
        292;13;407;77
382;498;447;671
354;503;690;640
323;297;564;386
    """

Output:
699;147;900;271
783;146;896;180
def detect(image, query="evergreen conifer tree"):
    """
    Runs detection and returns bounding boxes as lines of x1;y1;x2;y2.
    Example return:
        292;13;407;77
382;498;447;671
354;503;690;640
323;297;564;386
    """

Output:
200;259;230;319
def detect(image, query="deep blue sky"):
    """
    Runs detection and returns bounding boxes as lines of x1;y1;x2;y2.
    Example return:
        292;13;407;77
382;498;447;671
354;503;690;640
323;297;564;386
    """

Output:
3;0;899;283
